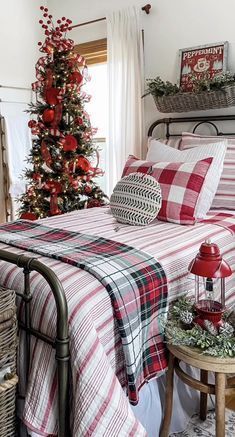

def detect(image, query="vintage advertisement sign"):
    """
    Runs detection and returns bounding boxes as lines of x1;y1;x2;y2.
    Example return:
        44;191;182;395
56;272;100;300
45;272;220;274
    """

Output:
178;42;228;92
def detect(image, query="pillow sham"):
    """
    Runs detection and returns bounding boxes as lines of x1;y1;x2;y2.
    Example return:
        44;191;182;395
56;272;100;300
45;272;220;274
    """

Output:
147;137;182;151
110;172;162;226
122;156;213;225
181;132;234;210
146;138;227;218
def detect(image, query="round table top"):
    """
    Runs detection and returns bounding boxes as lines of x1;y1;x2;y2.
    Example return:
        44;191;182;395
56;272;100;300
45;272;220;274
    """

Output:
167;343;235;373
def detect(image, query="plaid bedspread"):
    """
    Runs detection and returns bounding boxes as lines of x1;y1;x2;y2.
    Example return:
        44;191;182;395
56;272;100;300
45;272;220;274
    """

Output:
0;219;168;404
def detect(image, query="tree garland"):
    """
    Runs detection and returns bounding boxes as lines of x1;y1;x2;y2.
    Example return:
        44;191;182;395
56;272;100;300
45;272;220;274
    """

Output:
162;296;235;358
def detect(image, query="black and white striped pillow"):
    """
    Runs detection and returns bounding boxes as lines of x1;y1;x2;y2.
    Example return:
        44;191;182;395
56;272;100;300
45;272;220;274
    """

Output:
110;172;162;226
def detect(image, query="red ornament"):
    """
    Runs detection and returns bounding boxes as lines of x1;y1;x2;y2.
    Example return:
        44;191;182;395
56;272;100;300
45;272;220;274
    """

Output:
62;135;78;152
32;173;41;180
87;199;101;208
69;71;83;85
20;212;37;220
42;108;55;123
28;120;37;128
75;116;83;126
77;156;90;172
84;185;92;194
45;88;60;105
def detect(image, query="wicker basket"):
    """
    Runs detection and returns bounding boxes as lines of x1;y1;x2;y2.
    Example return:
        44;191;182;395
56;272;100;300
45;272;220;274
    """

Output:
0;375;18;437
0;286;17;436
153;84;235;113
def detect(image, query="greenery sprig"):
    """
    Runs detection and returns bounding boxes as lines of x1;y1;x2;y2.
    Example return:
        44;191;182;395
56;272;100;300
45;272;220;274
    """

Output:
143;72;235;98
163;296;235;358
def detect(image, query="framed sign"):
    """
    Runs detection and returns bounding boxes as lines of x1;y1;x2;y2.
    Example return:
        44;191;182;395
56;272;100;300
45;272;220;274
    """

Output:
178;41;228;92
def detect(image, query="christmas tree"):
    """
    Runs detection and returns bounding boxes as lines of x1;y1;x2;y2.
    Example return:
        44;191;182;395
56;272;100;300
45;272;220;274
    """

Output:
19;6;107;220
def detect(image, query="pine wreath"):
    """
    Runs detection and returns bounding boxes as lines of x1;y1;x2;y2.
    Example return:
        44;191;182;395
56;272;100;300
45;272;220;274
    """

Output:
162;296;235;358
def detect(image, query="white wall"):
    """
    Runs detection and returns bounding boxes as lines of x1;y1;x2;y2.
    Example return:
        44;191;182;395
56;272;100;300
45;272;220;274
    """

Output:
2;0;235;128
48;0;235;131
0;0;45;89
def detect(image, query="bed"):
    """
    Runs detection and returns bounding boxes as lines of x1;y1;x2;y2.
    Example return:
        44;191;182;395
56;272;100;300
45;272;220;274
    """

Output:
0;114;235;437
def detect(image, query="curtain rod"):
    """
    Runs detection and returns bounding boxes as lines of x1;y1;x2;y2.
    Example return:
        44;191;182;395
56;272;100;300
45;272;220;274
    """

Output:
71;4;151;29
0;85;31;91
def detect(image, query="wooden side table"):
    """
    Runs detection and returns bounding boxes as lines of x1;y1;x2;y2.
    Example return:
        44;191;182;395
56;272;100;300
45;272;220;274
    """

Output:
160;344;235;437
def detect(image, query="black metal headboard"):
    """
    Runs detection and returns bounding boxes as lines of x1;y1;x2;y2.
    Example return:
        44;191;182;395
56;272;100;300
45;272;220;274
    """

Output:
147;115;235;138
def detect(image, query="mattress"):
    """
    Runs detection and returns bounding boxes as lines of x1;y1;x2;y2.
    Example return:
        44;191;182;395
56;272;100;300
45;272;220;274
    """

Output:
0;206;234;436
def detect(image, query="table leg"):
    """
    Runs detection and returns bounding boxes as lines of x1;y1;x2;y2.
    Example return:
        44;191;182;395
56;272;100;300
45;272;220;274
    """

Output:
215;372;226;437
200;369;208;420
160;352;175;437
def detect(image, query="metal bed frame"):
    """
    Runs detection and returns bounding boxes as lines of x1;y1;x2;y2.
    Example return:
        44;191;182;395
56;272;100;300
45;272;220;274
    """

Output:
148;114;235;138
0;114;235;437
0;251;70;437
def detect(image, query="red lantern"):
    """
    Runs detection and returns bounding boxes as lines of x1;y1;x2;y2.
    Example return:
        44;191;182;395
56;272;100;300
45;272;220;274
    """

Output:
69;71;83;85
42;108;55;123
62;135;78;152
188;240;232;327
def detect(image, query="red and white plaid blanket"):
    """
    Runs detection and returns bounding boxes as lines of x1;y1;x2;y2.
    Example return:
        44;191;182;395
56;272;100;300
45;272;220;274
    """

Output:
0;220;168;401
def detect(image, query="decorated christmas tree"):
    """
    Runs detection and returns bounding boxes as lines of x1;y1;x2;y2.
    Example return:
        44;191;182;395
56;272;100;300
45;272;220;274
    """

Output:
19;6;107;220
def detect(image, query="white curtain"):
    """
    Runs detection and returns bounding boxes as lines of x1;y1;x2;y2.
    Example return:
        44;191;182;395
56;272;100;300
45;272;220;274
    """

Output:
106;6;144;195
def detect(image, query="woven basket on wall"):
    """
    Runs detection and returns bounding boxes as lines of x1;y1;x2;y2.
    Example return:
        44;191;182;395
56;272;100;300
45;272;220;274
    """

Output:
153;84;235;113
0;286;18;437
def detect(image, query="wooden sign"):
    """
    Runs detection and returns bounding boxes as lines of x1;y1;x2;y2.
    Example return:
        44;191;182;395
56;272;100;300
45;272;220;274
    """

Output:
178;41;228;92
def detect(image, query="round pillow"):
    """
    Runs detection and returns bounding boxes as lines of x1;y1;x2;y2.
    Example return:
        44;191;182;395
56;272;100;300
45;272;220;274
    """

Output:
110;172;162;226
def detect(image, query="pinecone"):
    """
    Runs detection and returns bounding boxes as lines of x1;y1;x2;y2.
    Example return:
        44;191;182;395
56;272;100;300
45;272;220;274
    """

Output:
180;310;193;325
219;322;234;338
204;319;218;336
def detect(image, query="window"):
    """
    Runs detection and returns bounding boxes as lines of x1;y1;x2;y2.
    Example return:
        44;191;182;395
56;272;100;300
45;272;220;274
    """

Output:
74;39;108;193
74;38;107;65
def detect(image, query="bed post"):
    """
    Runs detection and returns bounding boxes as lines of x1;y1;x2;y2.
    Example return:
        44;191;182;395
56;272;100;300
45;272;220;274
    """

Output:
0;250;70;437
35;261;70;437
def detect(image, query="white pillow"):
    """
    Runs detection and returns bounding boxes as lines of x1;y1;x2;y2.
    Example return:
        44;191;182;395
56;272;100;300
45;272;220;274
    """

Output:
146;139;227;218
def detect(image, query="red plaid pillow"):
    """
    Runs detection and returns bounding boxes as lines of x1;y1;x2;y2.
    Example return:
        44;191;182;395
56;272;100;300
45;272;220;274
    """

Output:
122;156;213;224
